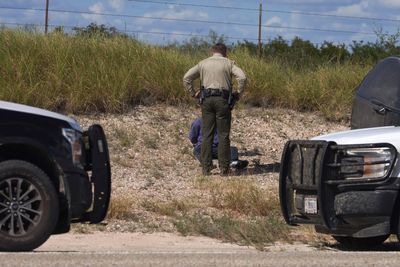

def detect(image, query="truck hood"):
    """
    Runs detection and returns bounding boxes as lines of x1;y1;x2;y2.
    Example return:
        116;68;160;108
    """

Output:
0;101;82;132
312;126;400;148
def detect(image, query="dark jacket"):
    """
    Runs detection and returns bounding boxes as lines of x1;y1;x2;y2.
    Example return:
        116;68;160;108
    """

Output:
188;118;218;149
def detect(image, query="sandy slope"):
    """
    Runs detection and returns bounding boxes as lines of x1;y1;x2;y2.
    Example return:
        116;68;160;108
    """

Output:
72;105;348;232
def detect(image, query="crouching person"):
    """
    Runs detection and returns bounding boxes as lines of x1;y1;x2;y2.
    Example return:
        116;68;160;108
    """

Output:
189;117;248;171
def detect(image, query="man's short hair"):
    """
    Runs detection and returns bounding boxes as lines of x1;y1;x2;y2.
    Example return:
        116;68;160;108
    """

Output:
213;43;227;56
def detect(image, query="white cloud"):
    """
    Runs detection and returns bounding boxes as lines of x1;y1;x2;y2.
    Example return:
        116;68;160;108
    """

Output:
216;0;235;6
146;6;208;20
375;0;400;8
263;15;295;37
135;6;209;26
89;2;105;14
334;1;370;17
136;27;188;44
266;16;283;26
109;0;124;12
82;2;106;24
53;12;71;23
23;10;38;19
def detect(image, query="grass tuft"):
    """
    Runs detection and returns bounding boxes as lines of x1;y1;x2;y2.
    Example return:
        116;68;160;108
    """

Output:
141;198;196;217
115;127;137;148
107;195;137;220
196;177;281;217
143;134;159;149
174;212;289;250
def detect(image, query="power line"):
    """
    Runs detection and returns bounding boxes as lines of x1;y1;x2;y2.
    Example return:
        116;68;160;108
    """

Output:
128;0;400;23
0;22;268;42
0;6;382;36
128;0;262;12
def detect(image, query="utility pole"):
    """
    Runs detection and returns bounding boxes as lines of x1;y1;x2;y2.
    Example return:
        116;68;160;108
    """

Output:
45;0;49;34
257;0;263;58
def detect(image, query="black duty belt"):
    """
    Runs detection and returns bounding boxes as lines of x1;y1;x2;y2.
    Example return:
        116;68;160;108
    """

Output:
204;88;229;98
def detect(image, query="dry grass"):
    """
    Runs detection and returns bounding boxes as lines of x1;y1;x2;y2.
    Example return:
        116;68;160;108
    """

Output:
132;177;288;249
107;195;137;220
0;29;370;120
105;178;289;249
199;178;280;217
114;127;137;148
143;135;159;150
174;212;288;250
141;198;198;217
291;225;334;246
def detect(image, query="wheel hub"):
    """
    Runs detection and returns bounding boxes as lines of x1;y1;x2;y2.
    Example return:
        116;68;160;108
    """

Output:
0;178;43;236
10;202;19;211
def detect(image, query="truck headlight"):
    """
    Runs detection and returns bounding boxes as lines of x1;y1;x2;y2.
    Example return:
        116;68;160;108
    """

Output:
339;147;395;180
62;128;83;167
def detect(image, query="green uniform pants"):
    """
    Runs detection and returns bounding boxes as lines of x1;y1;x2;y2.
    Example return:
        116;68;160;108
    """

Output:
201;96;232;173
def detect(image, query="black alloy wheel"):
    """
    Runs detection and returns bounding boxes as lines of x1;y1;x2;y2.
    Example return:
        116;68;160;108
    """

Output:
0;160;59;251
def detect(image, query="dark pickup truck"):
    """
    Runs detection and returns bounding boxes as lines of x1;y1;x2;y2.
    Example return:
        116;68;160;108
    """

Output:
0;100;111;251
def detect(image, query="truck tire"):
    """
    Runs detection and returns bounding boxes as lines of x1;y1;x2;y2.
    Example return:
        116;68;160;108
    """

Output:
332;235;389;249
0;160;59;251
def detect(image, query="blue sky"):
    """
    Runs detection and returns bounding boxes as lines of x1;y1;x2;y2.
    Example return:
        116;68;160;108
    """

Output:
0;0;399;46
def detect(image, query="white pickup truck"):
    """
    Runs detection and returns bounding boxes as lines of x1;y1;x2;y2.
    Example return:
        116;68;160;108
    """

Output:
279;56;400;248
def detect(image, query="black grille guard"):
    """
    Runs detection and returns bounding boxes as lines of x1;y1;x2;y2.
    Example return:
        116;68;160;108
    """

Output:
82;124;111;224
279;140;397;230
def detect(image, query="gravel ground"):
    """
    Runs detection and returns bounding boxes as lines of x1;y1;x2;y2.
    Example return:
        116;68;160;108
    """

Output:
72;105;348;233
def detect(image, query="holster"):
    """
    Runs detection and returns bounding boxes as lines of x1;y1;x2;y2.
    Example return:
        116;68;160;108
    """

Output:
199;86;205;105
228;91;236;110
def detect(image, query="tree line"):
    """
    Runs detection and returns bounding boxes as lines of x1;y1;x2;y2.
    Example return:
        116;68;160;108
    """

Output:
53;23;400;67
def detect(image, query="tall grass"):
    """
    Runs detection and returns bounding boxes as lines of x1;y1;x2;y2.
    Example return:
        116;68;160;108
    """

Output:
0;29;371;119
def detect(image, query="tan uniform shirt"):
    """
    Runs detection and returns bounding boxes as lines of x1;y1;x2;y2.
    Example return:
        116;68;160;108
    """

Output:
183;53;247;96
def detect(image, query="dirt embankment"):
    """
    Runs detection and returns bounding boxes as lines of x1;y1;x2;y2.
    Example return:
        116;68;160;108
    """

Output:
72;105;348;245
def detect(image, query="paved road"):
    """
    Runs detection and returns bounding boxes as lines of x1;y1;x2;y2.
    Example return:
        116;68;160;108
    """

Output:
1;233;400;266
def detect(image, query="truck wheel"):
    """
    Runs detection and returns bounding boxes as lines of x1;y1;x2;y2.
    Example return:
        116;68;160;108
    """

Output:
0;160;59;251
332;235;389;249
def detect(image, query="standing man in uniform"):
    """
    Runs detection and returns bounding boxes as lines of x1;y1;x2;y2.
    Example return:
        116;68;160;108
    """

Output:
183;43;247;176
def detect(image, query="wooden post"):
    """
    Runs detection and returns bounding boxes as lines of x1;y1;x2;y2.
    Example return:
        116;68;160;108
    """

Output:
258;0;263;58
45;0;49;34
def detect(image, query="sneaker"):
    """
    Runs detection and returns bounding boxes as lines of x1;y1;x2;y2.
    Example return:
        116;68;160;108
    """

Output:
230;160;249;170
229;161;239;168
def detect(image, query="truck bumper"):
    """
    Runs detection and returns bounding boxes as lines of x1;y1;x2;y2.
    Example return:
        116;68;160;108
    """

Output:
334;190;396;219
300;190;397;237
279;140;399;238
